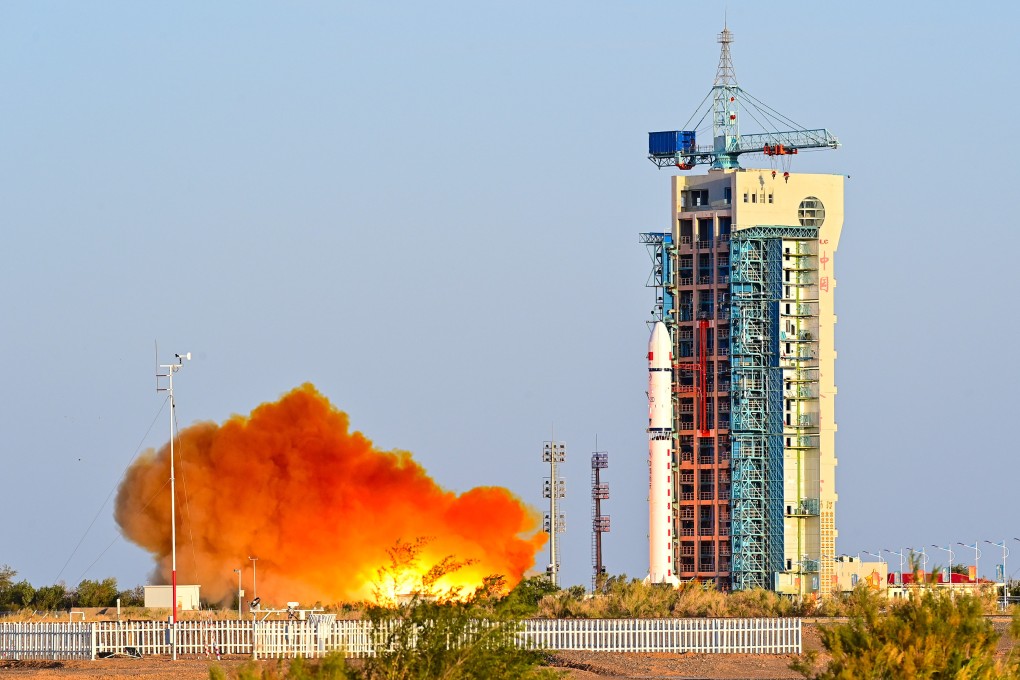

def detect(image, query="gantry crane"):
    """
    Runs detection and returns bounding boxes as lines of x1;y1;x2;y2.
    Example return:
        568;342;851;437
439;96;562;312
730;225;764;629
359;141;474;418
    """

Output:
648;24;839;170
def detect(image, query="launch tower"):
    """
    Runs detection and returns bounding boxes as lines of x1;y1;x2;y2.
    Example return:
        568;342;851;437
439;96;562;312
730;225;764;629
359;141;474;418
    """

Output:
642;25;841;596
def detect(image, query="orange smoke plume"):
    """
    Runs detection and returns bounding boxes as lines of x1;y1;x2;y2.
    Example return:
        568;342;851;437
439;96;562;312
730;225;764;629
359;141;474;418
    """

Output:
115;384;546;605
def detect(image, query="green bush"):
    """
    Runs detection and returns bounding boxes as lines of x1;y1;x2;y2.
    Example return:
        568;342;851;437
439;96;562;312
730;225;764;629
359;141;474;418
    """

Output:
354;594;559;680
75;578;119;607
347;539;561;680
3;580;36;609
792;589;1020;679
31;584;69;611
117;585;145;607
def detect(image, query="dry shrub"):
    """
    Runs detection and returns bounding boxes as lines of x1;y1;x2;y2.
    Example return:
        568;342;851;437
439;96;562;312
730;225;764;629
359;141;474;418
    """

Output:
533;578;875;620
726;588;802;617
536;577;732;619
671;582;729;617
793;589;1020;679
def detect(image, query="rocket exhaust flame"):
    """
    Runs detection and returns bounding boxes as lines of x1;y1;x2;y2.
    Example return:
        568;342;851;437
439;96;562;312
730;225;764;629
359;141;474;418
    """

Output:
115;384;546;605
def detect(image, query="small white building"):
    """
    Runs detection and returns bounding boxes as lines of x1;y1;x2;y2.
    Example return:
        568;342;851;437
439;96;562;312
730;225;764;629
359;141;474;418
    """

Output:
143;585;201;611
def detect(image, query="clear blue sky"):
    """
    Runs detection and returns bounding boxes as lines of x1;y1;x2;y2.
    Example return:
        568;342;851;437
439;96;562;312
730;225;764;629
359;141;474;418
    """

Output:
2;1;1018;593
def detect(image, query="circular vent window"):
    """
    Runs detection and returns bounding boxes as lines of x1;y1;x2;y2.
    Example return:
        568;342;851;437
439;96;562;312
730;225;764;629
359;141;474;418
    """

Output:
798;197;825;227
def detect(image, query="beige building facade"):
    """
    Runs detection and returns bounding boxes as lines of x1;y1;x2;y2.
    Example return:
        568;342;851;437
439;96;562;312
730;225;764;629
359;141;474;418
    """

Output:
658;167;842;594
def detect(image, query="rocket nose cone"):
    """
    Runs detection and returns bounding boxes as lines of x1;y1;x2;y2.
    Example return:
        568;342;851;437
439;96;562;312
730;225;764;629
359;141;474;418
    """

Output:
648;321;672;368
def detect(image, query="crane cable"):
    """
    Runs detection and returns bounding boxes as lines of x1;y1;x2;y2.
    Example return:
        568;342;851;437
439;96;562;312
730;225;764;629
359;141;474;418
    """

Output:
72;478;171;586
54;396;170;585
741;88;810;133
680;89;714;132
171;401;202;589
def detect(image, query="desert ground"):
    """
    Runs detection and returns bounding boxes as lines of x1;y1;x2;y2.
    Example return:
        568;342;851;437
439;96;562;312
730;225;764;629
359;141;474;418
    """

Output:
1;626;826;680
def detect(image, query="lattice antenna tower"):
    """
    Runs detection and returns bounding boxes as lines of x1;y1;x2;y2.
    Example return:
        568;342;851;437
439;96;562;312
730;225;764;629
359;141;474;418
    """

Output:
591;446;610;592
714;22;736;86
712;22;740;164
542;440;566;587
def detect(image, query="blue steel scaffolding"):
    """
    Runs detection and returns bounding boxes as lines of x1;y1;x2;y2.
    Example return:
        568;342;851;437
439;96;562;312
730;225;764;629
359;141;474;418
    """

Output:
729;225;816;590
640;233;674;327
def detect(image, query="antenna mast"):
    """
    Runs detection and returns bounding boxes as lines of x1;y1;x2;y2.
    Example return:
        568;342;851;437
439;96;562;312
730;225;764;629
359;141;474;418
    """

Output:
712;24;740;169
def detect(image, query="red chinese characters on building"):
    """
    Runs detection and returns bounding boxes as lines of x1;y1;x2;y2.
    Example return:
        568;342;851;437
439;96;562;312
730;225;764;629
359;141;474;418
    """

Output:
820;276;830;293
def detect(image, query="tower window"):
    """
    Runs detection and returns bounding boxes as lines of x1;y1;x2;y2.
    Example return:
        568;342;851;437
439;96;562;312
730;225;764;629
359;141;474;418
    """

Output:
798;197;826;227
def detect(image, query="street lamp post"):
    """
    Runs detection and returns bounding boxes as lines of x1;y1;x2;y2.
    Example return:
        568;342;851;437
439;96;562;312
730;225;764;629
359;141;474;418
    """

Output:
157;351;190;661
911;546;929;579
931;544;955;593
957;542;981;587
984;540;1009;611
233;569;242;620
883;548;906;584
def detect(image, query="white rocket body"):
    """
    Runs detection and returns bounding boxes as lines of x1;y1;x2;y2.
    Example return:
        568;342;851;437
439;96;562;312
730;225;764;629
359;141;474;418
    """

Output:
647;321;679;585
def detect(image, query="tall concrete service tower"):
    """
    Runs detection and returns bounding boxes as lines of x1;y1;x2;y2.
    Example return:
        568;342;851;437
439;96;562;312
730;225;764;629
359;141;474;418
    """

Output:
642;24;841;597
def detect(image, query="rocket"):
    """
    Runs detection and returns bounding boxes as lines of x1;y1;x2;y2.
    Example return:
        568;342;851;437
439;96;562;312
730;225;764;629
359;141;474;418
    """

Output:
647;321;679;585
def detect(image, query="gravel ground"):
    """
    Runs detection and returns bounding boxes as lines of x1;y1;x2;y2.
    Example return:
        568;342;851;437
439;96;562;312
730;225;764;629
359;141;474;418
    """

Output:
545;626;825;679
547;651;818;679
0;653;820;680
0;658;256;680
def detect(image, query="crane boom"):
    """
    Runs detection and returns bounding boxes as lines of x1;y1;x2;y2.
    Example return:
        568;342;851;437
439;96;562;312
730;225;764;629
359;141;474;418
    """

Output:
649;128;839;169
648;25;838;170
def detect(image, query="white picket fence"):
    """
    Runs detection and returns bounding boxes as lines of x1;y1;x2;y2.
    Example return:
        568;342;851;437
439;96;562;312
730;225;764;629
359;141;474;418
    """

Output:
0;623;93;660
0;617;800;660
520;617;801;653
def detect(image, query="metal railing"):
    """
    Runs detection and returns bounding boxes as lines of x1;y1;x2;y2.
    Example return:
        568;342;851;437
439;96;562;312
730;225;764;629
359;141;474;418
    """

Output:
0;618;802;659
